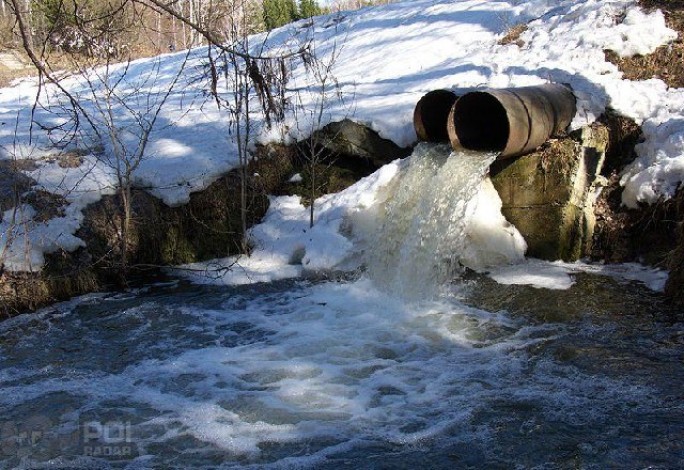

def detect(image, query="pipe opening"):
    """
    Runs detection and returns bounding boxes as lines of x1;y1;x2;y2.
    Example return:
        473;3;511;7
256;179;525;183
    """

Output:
450;92;509;152
413;90;458;142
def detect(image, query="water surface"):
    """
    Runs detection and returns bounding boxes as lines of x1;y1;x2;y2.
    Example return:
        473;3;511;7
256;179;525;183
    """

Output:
0;274;682;469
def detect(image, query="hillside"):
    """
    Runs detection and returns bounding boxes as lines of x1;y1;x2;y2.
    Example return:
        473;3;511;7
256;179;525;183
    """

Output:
0;0;683;310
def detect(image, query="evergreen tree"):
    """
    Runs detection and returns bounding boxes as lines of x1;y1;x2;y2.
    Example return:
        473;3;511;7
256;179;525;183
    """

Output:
263;0;322;30
263;0;290;30
299;0;322;19
285;0;299;21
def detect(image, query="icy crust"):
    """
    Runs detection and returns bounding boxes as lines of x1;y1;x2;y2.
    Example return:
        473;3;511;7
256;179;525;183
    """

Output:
488;259;669;291
0;0;681;270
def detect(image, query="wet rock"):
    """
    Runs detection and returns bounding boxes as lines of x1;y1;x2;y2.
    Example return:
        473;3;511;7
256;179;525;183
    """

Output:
490;124;609;261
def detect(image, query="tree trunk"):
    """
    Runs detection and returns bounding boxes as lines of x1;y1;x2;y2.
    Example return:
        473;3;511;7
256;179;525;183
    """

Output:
156;10;162;51
309;168;315;228
188;0;195;46
120;182;132;276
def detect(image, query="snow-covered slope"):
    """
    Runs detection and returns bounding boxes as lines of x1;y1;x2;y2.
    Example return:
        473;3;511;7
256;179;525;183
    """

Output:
0;0;681;272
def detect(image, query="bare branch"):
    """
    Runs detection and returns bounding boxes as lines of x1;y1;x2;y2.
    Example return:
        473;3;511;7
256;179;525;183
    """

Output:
135;0;309;61
7;0;103;142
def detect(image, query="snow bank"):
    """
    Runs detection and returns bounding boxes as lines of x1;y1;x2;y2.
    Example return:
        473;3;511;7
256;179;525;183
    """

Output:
0;0;682;270
0;155;117;271
179;160;401;285
179;147;528;292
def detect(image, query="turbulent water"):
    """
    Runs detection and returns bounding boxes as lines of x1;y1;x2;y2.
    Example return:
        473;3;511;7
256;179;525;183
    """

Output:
364;144;498;298
1;277;682;469
0;146;683;469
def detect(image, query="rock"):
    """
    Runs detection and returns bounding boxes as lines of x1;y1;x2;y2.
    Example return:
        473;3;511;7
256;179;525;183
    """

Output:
311;119;411;167
490;124;609;261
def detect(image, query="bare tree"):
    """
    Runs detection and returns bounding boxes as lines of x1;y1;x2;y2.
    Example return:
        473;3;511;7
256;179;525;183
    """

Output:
5;0;312;272
7;0;195;274
198;0;306;251
292;20;348;228
79;54;190;271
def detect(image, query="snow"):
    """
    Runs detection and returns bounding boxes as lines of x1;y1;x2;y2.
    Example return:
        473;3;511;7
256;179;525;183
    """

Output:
0;0;682;272
179;160;402;285
461;178;527;272
0;154;117;271
288;173;303;183
488;259;669;291
488;260;578;290
597;8;675;58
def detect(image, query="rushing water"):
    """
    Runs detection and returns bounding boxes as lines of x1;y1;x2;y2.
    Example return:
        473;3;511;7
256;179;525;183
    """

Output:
364;144;499;298
0;277;682;469
1;146;683;469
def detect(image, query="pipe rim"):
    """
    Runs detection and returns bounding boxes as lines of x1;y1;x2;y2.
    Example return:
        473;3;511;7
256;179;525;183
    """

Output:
413;90;458;142
448;92;510;153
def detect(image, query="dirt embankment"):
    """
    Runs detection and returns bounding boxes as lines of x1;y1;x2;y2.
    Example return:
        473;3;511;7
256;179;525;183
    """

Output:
0;123;403;316
597;0;684;305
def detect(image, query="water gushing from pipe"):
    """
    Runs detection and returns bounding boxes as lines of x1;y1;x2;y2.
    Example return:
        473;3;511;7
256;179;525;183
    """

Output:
363;143;501;298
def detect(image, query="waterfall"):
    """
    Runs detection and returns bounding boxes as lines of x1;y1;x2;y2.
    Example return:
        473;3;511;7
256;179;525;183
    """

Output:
360;143;526;298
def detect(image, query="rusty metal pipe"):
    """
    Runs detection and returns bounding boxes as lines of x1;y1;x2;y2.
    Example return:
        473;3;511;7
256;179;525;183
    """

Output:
446;83;576;158
413;89;458;142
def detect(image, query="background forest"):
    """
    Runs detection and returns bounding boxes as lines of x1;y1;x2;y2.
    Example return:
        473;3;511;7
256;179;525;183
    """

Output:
0;0;395;61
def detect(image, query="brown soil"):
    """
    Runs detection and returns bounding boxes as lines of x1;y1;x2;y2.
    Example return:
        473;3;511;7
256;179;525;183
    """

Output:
585;112;638;263
664;189;684;303
605;1;684;88
599;3;684;305
0;65;34;88
590;111;681;268
0;140;391;315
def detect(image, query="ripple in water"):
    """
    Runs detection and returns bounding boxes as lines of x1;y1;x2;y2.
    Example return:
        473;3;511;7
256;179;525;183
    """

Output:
0;276;681;469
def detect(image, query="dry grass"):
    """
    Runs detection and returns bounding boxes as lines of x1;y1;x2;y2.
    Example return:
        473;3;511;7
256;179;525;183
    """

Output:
0;62;35;88
23;190;68;222
605;1;684;88
498;24;528;47
0;41;173;89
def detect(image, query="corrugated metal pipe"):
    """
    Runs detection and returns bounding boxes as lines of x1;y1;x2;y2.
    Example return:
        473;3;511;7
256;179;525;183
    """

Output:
414;83;576;159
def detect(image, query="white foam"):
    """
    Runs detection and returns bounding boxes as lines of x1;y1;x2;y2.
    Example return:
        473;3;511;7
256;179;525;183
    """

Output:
0;277;665;468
